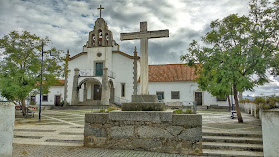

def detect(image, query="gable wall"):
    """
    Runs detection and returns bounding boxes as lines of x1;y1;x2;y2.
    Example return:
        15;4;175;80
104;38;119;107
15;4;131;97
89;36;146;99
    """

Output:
112;53;135;103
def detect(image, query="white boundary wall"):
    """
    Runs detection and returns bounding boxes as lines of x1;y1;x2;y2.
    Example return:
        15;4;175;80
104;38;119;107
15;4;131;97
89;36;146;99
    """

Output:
0;102;15;157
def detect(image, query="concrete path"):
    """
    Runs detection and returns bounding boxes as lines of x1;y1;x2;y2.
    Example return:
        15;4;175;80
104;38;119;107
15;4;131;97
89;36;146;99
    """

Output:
12;109;262;157
199;110;262;134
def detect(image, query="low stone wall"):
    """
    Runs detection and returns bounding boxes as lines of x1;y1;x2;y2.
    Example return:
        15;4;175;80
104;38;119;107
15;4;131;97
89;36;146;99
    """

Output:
0;102;15;157
84;111;202;155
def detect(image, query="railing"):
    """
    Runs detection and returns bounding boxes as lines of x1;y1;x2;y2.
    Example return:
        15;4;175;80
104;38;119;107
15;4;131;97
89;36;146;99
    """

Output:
79;69;115;78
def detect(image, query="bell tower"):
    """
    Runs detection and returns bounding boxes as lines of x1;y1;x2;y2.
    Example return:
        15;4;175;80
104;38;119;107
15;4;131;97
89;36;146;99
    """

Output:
84;5;114;48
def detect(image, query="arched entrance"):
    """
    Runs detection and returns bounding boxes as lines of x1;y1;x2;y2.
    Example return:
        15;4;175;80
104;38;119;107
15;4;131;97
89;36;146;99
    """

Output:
78;78;102;103
109;80;114;103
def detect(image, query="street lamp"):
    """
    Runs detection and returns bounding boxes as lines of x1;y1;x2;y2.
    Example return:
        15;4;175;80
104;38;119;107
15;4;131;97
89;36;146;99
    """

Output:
39;41;58;121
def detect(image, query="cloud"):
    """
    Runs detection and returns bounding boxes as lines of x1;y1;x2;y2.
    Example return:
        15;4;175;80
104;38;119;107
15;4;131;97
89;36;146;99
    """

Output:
1;0;277;96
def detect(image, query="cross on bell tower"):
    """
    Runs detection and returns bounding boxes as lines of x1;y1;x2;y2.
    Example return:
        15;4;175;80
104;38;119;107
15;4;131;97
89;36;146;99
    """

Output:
97;5;104;18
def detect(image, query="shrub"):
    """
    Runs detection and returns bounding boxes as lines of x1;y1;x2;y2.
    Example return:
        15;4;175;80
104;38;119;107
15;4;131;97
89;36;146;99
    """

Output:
186;109;193;114
105;108;119;113
30;101;36;106
59;101;64;107
99;109;105;113
255;95;279;110
254;97;266;105
175;109;183;114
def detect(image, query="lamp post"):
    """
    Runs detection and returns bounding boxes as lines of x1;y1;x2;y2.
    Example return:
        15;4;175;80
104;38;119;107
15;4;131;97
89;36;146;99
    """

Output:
39;42;58;120
39;41;44;120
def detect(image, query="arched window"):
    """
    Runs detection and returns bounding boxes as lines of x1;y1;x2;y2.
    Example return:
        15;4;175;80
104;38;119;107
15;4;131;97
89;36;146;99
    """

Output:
98;29;102;46
92;34;95;46
105;33;109;46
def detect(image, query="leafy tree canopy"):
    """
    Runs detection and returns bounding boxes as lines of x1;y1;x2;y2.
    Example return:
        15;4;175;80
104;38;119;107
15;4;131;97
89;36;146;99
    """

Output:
181;0;279;122
0;31;64;105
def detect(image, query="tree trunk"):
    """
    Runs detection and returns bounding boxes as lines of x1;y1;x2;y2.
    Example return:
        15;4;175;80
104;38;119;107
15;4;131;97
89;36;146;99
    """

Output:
21;98;26;116
233;84;243;123
227;95;231;112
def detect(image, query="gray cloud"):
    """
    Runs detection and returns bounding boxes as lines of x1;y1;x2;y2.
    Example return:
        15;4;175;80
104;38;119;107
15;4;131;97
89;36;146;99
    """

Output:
1;0;277;96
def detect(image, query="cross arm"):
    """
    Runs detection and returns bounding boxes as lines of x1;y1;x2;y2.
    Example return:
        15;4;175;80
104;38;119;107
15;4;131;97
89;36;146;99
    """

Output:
120;30;169;41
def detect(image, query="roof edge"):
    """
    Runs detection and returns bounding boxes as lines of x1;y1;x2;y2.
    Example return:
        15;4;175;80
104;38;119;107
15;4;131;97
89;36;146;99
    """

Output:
112;51;139;59
69;52;88;61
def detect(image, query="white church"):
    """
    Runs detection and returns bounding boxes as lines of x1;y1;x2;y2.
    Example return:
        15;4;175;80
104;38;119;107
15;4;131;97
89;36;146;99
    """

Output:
30;13;232;108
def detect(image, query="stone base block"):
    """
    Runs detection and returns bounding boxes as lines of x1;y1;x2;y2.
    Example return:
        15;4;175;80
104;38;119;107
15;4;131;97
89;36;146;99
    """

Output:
122;102;165;111
109;111;173;122
132;95;158;102
84;112;203;155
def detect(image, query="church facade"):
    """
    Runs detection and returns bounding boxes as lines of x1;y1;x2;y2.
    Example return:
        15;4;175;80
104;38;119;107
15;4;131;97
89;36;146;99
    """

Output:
30;17;233;107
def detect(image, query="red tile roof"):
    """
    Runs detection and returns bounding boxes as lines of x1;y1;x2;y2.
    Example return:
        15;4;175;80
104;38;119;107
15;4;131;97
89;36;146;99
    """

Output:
54;80;65;86
148;64;199;82
36;80;65;86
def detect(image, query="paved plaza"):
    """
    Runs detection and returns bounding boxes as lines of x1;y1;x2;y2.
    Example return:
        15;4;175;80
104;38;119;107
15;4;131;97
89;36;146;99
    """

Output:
12;109;262;157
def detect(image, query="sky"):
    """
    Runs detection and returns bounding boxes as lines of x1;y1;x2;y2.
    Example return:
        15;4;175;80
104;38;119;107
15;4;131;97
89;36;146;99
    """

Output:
0;0;278;97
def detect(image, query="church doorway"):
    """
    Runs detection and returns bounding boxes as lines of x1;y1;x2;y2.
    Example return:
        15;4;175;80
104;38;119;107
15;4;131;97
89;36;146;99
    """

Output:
93;84;102;100
55;95;61;106
195;92;202;106
78;78;102;103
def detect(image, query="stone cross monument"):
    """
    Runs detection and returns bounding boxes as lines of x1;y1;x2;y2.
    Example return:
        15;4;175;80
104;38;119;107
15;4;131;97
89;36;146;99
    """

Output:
133;47;139;95
120;22;169;95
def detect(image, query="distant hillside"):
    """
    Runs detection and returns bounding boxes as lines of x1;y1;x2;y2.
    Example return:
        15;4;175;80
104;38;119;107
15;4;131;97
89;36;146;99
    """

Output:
243;96;255;101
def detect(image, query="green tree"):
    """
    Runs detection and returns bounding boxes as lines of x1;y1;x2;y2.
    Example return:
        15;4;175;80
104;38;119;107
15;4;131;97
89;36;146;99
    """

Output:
181;0;279;123
0;31;64;115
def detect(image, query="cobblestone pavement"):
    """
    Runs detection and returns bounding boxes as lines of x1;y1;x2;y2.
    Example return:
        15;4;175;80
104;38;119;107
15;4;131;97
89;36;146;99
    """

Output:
13;109;261;157
199;110;262;134
13;144;203;157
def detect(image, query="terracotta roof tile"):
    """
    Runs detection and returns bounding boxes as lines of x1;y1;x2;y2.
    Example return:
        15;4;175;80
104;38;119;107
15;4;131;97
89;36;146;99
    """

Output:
148;64;198;82
36;80;65;86
54;80;65;86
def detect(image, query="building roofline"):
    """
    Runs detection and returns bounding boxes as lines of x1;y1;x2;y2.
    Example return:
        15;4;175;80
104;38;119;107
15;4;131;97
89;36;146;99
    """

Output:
112;51;140;59
69;52;88;61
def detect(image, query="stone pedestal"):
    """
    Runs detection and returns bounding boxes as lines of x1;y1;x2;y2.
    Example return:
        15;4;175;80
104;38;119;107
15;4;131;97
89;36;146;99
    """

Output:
71;68;79;105
122;95;165;111
101;67;109;106
132;95;158;102
84;111;202;155
0;102;15;157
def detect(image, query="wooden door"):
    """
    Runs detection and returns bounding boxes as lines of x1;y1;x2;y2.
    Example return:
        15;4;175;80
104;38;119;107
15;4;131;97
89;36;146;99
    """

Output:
195;92;202;106
94;84;102;100
55;95;61;106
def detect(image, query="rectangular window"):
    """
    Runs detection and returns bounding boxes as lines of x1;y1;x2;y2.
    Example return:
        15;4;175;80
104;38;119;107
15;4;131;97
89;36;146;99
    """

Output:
95;62;103;76
171;91;180;99
156;92;164;100
121;83;125;97
42;95;48;102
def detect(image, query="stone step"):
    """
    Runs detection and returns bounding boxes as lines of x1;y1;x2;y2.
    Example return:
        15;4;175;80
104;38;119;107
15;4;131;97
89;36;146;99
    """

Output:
203;136;263;144
202;142;263;151
203;149;264;157
203;132;262;138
